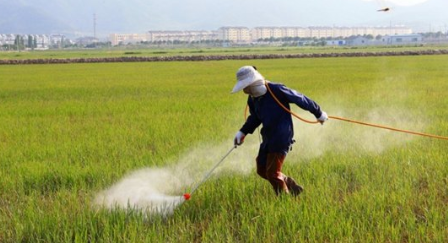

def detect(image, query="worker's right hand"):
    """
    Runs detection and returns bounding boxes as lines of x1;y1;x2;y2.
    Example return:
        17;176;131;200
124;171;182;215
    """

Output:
234;131;246;146
318;111;328;125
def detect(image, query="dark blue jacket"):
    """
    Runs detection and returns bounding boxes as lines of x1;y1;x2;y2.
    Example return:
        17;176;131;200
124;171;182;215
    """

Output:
240;82;322;154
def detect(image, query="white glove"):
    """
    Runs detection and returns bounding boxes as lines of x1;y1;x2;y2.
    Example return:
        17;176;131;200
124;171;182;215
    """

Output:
234;131;246;146
317;111;328;125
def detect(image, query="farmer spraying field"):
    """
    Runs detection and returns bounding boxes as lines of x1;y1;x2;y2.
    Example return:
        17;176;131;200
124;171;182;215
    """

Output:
95;61;447;216
232;66;328;196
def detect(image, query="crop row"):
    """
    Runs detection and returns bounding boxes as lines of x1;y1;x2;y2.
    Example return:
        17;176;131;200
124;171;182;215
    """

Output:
1;49;447;65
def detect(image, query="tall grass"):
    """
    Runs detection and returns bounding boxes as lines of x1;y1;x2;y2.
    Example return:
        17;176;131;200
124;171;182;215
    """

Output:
0;55;447;242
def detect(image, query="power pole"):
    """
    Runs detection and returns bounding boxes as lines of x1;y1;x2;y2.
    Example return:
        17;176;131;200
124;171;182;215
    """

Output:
93;13;97;39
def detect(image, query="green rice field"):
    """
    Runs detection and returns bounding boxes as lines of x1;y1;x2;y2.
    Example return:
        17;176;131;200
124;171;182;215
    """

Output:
1;44;448;60
0;53;447;242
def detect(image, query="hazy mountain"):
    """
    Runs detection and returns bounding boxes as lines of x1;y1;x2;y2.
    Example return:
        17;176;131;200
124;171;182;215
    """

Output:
0;1;74;34
0;0;445;37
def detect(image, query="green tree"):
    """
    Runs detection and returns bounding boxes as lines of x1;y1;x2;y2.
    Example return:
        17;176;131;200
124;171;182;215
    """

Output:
14;35;25;50
27;35;34;49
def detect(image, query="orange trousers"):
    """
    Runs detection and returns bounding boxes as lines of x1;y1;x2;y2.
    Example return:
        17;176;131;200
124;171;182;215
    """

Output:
256;153;289;195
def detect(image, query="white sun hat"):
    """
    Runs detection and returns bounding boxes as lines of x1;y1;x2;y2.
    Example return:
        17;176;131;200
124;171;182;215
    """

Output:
231;66;264;93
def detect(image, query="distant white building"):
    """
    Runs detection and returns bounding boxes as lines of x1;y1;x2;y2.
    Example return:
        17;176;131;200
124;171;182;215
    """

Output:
251;26;412;41
109;33;147;46
147;30;218;43
252;27;310;40
0;34;16;46
346;36;372;46
380;34;422;45
218;27;251;43
49;34;65;46
75;37;98;46
0;34;50;49
34;35;50;49
326;39;346;46
108;26;413;45
109;31;219;46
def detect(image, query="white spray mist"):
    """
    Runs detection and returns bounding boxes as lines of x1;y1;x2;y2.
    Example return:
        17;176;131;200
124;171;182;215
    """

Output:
94;139;259;216
289;106;426;161
95;97;424;216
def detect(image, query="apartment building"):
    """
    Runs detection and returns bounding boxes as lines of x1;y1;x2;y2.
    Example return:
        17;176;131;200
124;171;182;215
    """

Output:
109;33;147;46
217;27;251;43
147;30;218;43
332;27;353;38
29;35;49;48
251;27;308;40
286;27;310;38
253;26;412;40
107;26;413;46
110;31;219;45
381;34;423;45
0;34;16;45
309;27;335;39
252;27;272;40
0;34;53;49
228;26;412;42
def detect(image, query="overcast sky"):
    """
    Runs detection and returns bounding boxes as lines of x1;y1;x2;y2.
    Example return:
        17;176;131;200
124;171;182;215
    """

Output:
121;0;446;32
362;0;429;6
1;0;446;35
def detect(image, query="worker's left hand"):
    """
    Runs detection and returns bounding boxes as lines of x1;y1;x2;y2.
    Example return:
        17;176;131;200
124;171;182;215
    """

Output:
318;111;328;125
